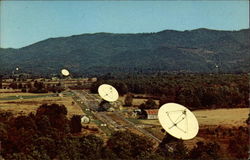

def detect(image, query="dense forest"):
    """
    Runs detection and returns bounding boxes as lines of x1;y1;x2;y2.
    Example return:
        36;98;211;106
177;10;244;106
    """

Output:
1;28;249;75
0;104;248;160
91;73;249;109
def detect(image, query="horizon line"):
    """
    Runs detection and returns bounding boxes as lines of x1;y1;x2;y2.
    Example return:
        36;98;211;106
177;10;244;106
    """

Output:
1;27;249;49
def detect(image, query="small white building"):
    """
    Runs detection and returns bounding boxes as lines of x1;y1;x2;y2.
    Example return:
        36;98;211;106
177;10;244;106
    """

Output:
144;109;158;120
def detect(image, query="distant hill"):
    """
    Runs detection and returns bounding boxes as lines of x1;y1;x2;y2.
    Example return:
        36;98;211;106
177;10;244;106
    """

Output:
0;28;249;76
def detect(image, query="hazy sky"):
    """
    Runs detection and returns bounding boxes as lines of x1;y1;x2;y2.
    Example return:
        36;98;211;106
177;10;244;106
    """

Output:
1;1;249;48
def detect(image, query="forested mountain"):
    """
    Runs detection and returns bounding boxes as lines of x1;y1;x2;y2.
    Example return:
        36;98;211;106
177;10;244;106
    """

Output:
0;28;249;76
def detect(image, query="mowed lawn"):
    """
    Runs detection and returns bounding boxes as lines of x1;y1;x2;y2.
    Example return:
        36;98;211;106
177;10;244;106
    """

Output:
0;92;84;117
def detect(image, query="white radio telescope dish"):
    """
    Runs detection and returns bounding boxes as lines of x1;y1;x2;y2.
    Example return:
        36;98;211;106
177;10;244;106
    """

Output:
98;84;119;102
61;69;70;76
158;103;199;140
81;116;90;123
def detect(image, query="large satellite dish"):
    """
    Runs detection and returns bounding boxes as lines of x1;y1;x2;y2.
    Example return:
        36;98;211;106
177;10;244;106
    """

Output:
61;69;70;76
98;84;119;102
158;103;199;140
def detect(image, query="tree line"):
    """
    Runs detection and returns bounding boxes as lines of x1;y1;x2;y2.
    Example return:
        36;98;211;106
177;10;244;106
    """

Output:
8;81;64;93
0;103;248;159
91;73;248;109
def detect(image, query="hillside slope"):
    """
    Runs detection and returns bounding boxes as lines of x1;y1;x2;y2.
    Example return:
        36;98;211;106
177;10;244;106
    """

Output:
0;28;249;75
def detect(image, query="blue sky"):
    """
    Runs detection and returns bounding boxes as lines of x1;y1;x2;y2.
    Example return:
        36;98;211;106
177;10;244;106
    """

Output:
1;1;249;48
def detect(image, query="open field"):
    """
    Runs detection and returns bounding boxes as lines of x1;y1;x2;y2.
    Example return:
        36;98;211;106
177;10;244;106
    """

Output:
133;107;249;150
0;89;22;93
0;92;84;117
137;108;249;127
118;96;159;106
193;108;249;127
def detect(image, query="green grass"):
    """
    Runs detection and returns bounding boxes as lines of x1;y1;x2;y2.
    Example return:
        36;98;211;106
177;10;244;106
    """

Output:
62;91;74;97
0;94;57;101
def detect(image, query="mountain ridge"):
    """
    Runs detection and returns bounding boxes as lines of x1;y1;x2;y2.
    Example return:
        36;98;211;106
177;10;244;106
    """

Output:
0;28;249;76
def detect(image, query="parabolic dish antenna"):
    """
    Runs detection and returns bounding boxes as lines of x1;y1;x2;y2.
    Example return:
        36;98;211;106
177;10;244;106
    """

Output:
61;69;70;76
158;103;199;140
81;116;90;123
98;84;119;102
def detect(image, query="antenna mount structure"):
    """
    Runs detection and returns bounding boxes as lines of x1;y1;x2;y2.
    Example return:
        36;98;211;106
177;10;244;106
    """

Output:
98;84;119;102
158;103;199;140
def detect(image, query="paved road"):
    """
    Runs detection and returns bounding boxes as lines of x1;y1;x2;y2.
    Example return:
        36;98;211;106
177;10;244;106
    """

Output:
71;89;161;144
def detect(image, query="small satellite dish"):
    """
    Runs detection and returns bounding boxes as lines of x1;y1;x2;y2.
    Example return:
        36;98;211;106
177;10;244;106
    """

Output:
81;116;90;123
98;84;119;102
61;69;70;76
16;67;19;71
158;103;199;140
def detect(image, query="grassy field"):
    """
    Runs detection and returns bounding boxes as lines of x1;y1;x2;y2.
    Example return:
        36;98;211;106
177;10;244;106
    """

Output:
136;108;249;127
132;107;249;150
118;96;159;106
0;92;84;117
193;108;249;127
0;89;21;93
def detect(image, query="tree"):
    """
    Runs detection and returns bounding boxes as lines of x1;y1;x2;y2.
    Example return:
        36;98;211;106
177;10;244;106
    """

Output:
159;94;175;106
36;104;69;133
78;135;104;159
189;141;221;160
106;131;154;159
0;122;8;143
13;115;37;130
157;134;188;159
246;113;250;125
18;83;23;89
70;115;82;133
90;81;103;93
4;152;34;160
228;134;248;159
124;93;133;106
116;82;128;96
139;98;158;110
56;137;81;160
35;115;52;135
30;81;48;93
34;137;57;159
172;141;189;160
9;82;18;89
0;111;13;122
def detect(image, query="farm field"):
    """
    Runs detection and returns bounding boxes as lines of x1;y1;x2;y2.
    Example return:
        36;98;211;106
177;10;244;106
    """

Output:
0;91;84;117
